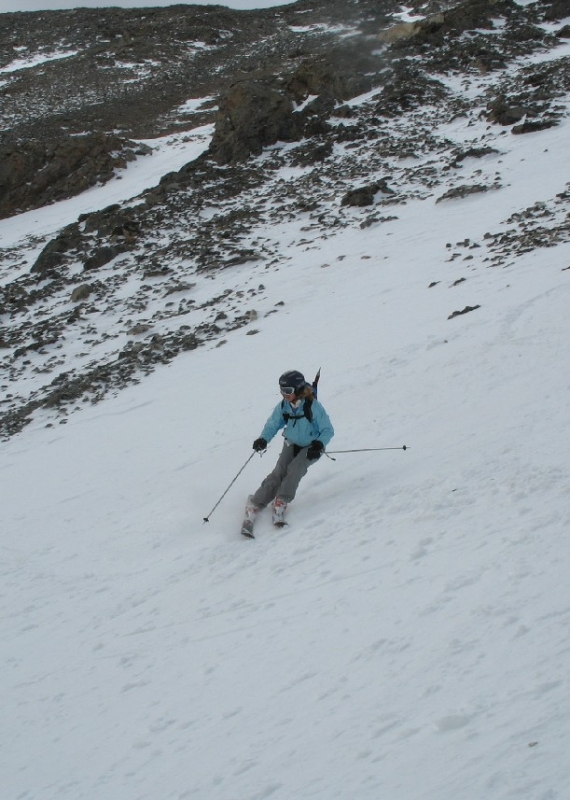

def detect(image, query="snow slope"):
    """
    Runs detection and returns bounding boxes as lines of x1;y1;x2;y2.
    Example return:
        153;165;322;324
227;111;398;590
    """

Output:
2;49;570;800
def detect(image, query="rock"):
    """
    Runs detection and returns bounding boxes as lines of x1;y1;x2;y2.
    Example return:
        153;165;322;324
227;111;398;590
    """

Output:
285;48;377;104
209;77;299;164
374;61;448;117
31;224;83;279
208;45;380;165
512;118;559;134
290;140;332;167
486;95;530;125
71;284;92;302
0;134;150;219
544;0;570;22
342;186;376;207
436;184;493;203
164;282;196;296
341;180;395;207
448;305;481;319
127;323;152;335
83;245;127;271
378;14;445;44
450;146;499;167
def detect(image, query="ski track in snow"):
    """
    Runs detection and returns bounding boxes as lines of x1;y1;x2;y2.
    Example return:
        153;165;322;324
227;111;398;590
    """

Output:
2;30;570;800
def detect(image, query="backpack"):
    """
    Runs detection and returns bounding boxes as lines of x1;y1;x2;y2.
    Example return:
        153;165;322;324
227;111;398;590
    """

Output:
281;369;320;425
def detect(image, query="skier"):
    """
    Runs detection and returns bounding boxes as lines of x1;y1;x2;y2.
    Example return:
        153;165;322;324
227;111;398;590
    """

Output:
242;370;334;536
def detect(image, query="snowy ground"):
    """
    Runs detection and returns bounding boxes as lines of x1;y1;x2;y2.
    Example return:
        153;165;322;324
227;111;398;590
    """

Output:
2;42;570;800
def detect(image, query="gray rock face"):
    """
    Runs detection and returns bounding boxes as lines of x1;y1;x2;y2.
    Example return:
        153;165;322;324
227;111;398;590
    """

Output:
0;134;151;219
208;47;380;165
209;78;299;164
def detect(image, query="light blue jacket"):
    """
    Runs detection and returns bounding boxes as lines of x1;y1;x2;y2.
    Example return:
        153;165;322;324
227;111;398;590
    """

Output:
260;397;334;449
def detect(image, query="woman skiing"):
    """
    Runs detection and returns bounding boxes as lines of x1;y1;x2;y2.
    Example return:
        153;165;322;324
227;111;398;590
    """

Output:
242;369;334;536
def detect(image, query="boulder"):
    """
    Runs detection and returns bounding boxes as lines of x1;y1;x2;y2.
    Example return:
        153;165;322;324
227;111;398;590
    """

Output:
209;78;300;164
378;15;445;44
486;95;530;124
341;180;395;207
71;284;93;303
31;224;83;279
83;245;127;271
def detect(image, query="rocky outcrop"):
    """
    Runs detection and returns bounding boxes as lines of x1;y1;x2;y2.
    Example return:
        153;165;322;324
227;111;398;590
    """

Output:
486;95;530;125
341;180;395;207
0;133;151;219
378;13;445;44
374;61;448;117
30;223;83;280
209;46;380;164
209;78;300;164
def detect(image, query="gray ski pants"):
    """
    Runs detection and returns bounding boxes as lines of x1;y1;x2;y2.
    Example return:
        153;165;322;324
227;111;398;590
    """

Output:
252;440;314;506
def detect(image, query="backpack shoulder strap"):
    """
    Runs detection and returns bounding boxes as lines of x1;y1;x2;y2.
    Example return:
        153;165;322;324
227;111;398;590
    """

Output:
281;397;313;424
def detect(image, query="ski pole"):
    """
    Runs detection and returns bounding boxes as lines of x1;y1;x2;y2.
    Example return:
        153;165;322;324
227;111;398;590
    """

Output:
325;445;408;461
203;452;257;522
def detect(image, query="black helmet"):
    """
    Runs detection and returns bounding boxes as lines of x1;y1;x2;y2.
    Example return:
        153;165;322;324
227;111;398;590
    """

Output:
279;370;306;395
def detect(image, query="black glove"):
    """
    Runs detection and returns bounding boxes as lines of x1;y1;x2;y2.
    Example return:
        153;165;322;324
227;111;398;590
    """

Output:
307;440;324;461
253;437;267;452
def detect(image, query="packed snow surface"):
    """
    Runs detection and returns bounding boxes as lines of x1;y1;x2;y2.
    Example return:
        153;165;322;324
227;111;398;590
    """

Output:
2;42;570;800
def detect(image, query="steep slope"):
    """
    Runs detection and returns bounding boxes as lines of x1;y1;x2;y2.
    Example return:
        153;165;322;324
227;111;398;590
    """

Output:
2;0;570;437
2;2;570;799
2;104;570;800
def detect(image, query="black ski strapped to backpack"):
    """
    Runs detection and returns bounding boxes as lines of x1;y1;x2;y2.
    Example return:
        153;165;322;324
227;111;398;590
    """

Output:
281;368;320;426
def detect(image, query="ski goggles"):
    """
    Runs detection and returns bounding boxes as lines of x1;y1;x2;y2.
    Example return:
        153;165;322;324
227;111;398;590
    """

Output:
280;386;297;396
